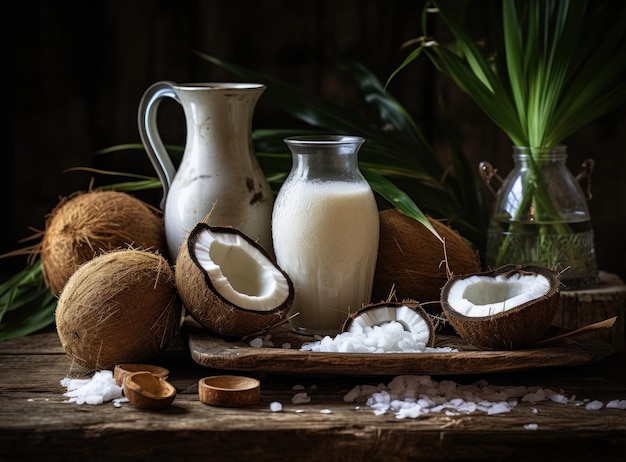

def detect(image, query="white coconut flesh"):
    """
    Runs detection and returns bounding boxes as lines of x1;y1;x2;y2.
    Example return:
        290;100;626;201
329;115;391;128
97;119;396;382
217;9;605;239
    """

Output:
347;305;432;343
194;229;290;311
446;272;551;317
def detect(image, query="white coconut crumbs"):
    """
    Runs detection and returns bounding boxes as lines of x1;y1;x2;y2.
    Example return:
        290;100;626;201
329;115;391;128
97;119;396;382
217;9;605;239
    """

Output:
249;322;456;353
607;399;626;409
300;321;457;353
273;375;624;420
269;401;283;412
342;375;626;419
585;400;603;411
249;337;264;348
291;392;311;404
60;370;125;406
249;333;274;348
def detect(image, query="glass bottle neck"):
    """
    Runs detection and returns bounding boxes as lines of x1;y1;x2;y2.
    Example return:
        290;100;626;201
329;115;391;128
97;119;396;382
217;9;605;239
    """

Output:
285;135;365;181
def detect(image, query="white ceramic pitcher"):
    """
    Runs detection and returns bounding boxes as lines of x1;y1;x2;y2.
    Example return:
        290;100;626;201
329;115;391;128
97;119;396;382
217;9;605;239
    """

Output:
138;81;274;259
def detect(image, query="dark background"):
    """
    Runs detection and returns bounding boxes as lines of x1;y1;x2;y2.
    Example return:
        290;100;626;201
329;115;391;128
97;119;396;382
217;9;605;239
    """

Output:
3;0;626;283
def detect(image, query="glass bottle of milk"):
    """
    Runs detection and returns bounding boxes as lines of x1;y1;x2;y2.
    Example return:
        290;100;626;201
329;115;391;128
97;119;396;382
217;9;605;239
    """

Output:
272;135;379;336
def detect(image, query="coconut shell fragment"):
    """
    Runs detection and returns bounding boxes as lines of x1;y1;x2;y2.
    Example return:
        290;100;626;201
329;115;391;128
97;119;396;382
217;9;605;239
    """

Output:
175;223;294;339
55;249;182;370
341;300;435;347
372;209;480;305
123;371;177;410
440;264;561;350
41;189;166;295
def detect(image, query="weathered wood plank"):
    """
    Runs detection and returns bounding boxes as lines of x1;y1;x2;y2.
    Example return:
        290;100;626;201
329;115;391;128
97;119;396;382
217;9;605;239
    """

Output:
1;331;626;461
556;271;626;351
188;330;615;376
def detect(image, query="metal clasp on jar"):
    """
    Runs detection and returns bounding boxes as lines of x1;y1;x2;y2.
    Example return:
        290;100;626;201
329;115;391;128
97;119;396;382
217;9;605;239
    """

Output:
478;161;503;196
478;158;595;200
575;158;595;200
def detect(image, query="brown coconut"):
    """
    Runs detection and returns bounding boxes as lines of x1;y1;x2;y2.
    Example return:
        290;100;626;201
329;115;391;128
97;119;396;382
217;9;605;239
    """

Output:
40;189;166;295
55;249;182;370
175;222;294;339
372;209;480;305
440;264;561;350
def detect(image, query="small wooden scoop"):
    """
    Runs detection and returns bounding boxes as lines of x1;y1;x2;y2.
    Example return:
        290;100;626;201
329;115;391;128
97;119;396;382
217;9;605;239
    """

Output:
199;375;260;407
123;371;176;410
113;363;169;387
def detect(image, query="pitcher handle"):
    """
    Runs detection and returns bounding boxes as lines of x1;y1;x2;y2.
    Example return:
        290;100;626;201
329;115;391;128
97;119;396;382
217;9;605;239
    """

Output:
137;81;180;209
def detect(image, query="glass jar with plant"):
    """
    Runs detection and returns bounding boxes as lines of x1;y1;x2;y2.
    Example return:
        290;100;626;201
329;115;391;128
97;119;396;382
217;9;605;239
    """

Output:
389;0;626;289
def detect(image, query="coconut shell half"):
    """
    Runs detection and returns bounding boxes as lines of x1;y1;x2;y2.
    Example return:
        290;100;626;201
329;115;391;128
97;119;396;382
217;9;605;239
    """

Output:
341;300;435;347
440;264;561;350
175;223;294;339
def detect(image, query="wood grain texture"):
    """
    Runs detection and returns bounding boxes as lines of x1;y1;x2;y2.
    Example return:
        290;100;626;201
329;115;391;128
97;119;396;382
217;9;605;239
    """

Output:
2;330;626;461
556;271;626;351
188;328;614;376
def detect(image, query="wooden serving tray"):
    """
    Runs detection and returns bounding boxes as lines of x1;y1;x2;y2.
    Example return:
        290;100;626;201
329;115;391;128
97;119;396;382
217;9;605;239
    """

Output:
187;325;615;376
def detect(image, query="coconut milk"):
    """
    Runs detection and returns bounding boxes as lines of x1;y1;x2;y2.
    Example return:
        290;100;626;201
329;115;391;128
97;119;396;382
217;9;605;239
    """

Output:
272;179;379;336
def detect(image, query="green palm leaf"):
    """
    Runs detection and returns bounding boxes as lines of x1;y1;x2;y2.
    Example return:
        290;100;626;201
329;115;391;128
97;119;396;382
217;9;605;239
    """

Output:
197;51;488;247
390;0;626;274
0;260;56;341
398;0;626;149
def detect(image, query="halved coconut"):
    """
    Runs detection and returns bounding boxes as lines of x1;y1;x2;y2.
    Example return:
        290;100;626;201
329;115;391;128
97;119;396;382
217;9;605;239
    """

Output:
341;301;435;347
440;264;561;350
175;223;294;339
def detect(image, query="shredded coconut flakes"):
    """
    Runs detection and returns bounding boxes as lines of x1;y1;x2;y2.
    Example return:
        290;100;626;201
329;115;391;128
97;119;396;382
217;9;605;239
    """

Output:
301;321;456;353
60;370;123;405
343;374;626;419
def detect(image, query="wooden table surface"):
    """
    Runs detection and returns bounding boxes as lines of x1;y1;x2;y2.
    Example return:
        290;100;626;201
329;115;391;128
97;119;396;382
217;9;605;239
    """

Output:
1;326;625;462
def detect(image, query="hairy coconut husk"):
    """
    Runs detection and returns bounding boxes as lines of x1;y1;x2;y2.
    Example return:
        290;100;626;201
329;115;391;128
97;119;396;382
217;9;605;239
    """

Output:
440;264;561;350
55;249;182;371
40;189;166;295
372;209;481;306
175;223;294;339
